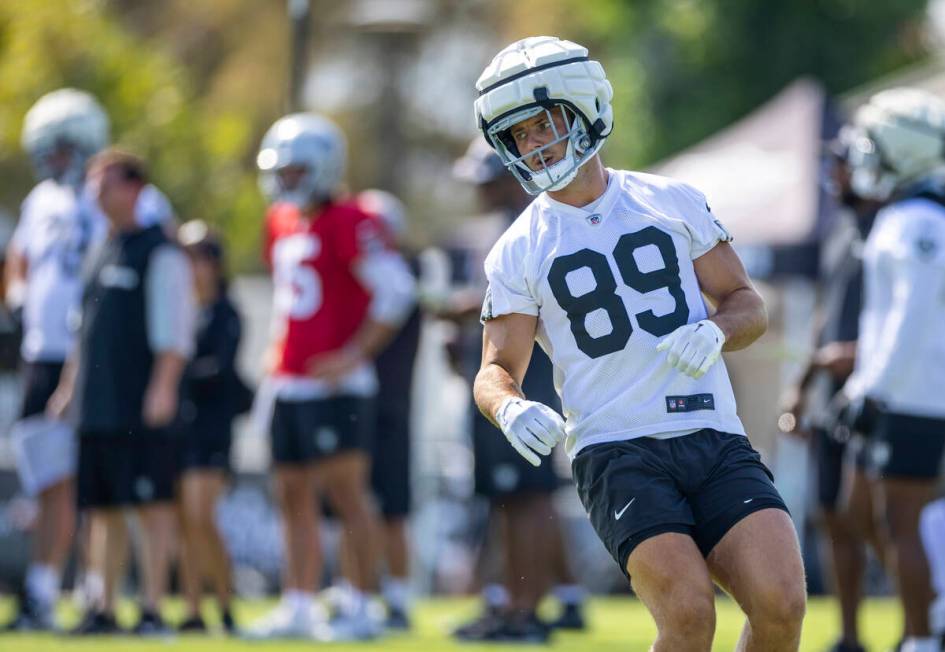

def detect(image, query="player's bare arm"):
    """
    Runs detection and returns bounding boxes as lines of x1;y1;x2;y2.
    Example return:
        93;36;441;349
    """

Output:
473;311;537;426
692;240;767;351
3;244;27;310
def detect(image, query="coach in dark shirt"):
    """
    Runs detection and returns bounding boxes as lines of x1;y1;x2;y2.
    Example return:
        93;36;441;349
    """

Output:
49;149;194;635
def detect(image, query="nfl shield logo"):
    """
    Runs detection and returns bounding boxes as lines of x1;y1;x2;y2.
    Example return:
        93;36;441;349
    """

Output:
669;400;676;409
587;214;601;225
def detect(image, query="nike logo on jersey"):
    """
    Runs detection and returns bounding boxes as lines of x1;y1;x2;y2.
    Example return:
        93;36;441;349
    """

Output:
614;498;635;520
743;498;754;504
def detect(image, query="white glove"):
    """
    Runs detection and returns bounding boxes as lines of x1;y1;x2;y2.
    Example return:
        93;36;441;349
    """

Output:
494;397;566;467
656;319;726;379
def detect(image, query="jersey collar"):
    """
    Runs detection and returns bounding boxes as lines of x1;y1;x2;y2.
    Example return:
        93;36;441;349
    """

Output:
539;168;620;224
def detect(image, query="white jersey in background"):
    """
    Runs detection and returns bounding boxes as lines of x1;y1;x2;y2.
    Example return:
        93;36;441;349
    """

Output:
12;180;106;362
845;196;945;418
12;180;177;363
483;169;746;459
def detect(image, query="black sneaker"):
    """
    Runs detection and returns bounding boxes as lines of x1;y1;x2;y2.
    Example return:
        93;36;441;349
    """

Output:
2;592;54;632
178;615;207;633
385;605;410;630
452;608;507;642
70;611;120;635
133;610;173;637
220;608;236;635
498;611;552;644
549;603;586;631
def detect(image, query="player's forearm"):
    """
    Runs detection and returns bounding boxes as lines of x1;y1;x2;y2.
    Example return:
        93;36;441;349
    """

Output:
149;352;187;391
347;319;399;360
473;362;525;428
710;286;767;352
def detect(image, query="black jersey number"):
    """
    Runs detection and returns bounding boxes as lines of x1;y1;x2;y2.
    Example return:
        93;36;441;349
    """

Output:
547;227;689;359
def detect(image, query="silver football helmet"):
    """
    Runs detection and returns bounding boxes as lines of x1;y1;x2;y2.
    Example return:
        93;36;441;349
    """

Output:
256;113;346;207
357;189;407;244
21;88;109;185
847;87;945;201
474;36;613;194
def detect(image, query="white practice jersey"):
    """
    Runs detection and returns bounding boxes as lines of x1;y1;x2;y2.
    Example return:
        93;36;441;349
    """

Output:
12;180;107;362
483;169;746;459
845;196;945;418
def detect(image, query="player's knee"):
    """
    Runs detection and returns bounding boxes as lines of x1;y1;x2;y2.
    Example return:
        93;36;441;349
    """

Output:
749;581;806;632
663;591;716;641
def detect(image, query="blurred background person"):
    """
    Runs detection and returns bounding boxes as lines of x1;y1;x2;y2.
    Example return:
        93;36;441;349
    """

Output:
355;189;422;629
1;88;108;632
779;129;885;652
443;138;586;644
174;219;249;635
840;87;945;652
246;114;415;641
48;149;194;636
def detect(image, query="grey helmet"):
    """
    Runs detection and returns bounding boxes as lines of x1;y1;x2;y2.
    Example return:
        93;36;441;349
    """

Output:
256;113;346;207
21;88;109;185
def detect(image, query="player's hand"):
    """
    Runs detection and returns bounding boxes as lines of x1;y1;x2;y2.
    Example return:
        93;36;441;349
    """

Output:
656;319;726;379
308;346;365;385
495;397;566;467
45;384;73;421
143;380;178;428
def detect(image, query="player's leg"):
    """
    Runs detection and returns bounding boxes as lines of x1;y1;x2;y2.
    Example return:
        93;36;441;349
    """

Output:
919;497;945;638
873;413;945;647
573;438;711;650
370;405;413;626
627;533;717;651
814;428;867;650
319;450;378;592
706;509;806;652
882;478;936;637
132;432;180;634
175;488;203;623
681;430;804;652
274;464;320;592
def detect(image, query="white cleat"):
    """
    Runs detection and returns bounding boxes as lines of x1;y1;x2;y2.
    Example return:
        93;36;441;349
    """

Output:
312;612;383;642
240;602;325;641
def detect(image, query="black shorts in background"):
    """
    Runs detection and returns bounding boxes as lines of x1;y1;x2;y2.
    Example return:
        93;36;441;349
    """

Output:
270;395;374;466
472;410;559;500
178;407;233;473
572;429;788;580
370;401;411;518
77;430;179;509
871;412;945;479
19;360;64;419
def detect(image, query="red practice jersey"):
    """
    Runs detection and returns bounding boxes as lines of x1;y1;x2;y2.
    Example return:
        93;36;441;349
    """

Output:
264;200;388;377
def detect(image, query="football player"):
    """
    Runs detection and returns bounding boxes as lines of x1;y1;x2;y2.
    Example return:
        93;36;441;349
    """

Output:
2;88;109;631
472;37;805;651
447;137;585;643
840;87;945;652
246;114;415;641
778;130;886;652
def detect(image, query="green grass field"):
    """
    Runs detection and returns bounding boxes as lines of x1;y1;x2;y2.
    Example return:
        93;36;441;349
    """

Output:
0;596;902;651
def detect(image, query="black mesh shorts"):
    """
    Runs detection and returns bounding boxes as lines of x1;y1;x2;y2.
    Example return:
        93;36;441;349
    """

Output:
871;412;945;479
572;429;788;579
19;360;64;419
370;401;411;518
77;430;179;509
270;395;374;465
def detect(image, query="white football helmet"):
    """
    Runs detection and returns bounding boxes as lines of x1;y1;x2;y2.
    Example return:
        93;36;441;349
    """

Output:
847;87;945;200
474;36;613;195
256;113;346;207
21;88;109;185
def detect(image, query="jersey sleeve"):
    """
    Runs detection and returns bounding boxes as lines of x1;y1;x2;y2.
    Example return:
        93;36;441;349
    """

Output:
481;230;538;322
673;183;733;260
334;210;389;267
